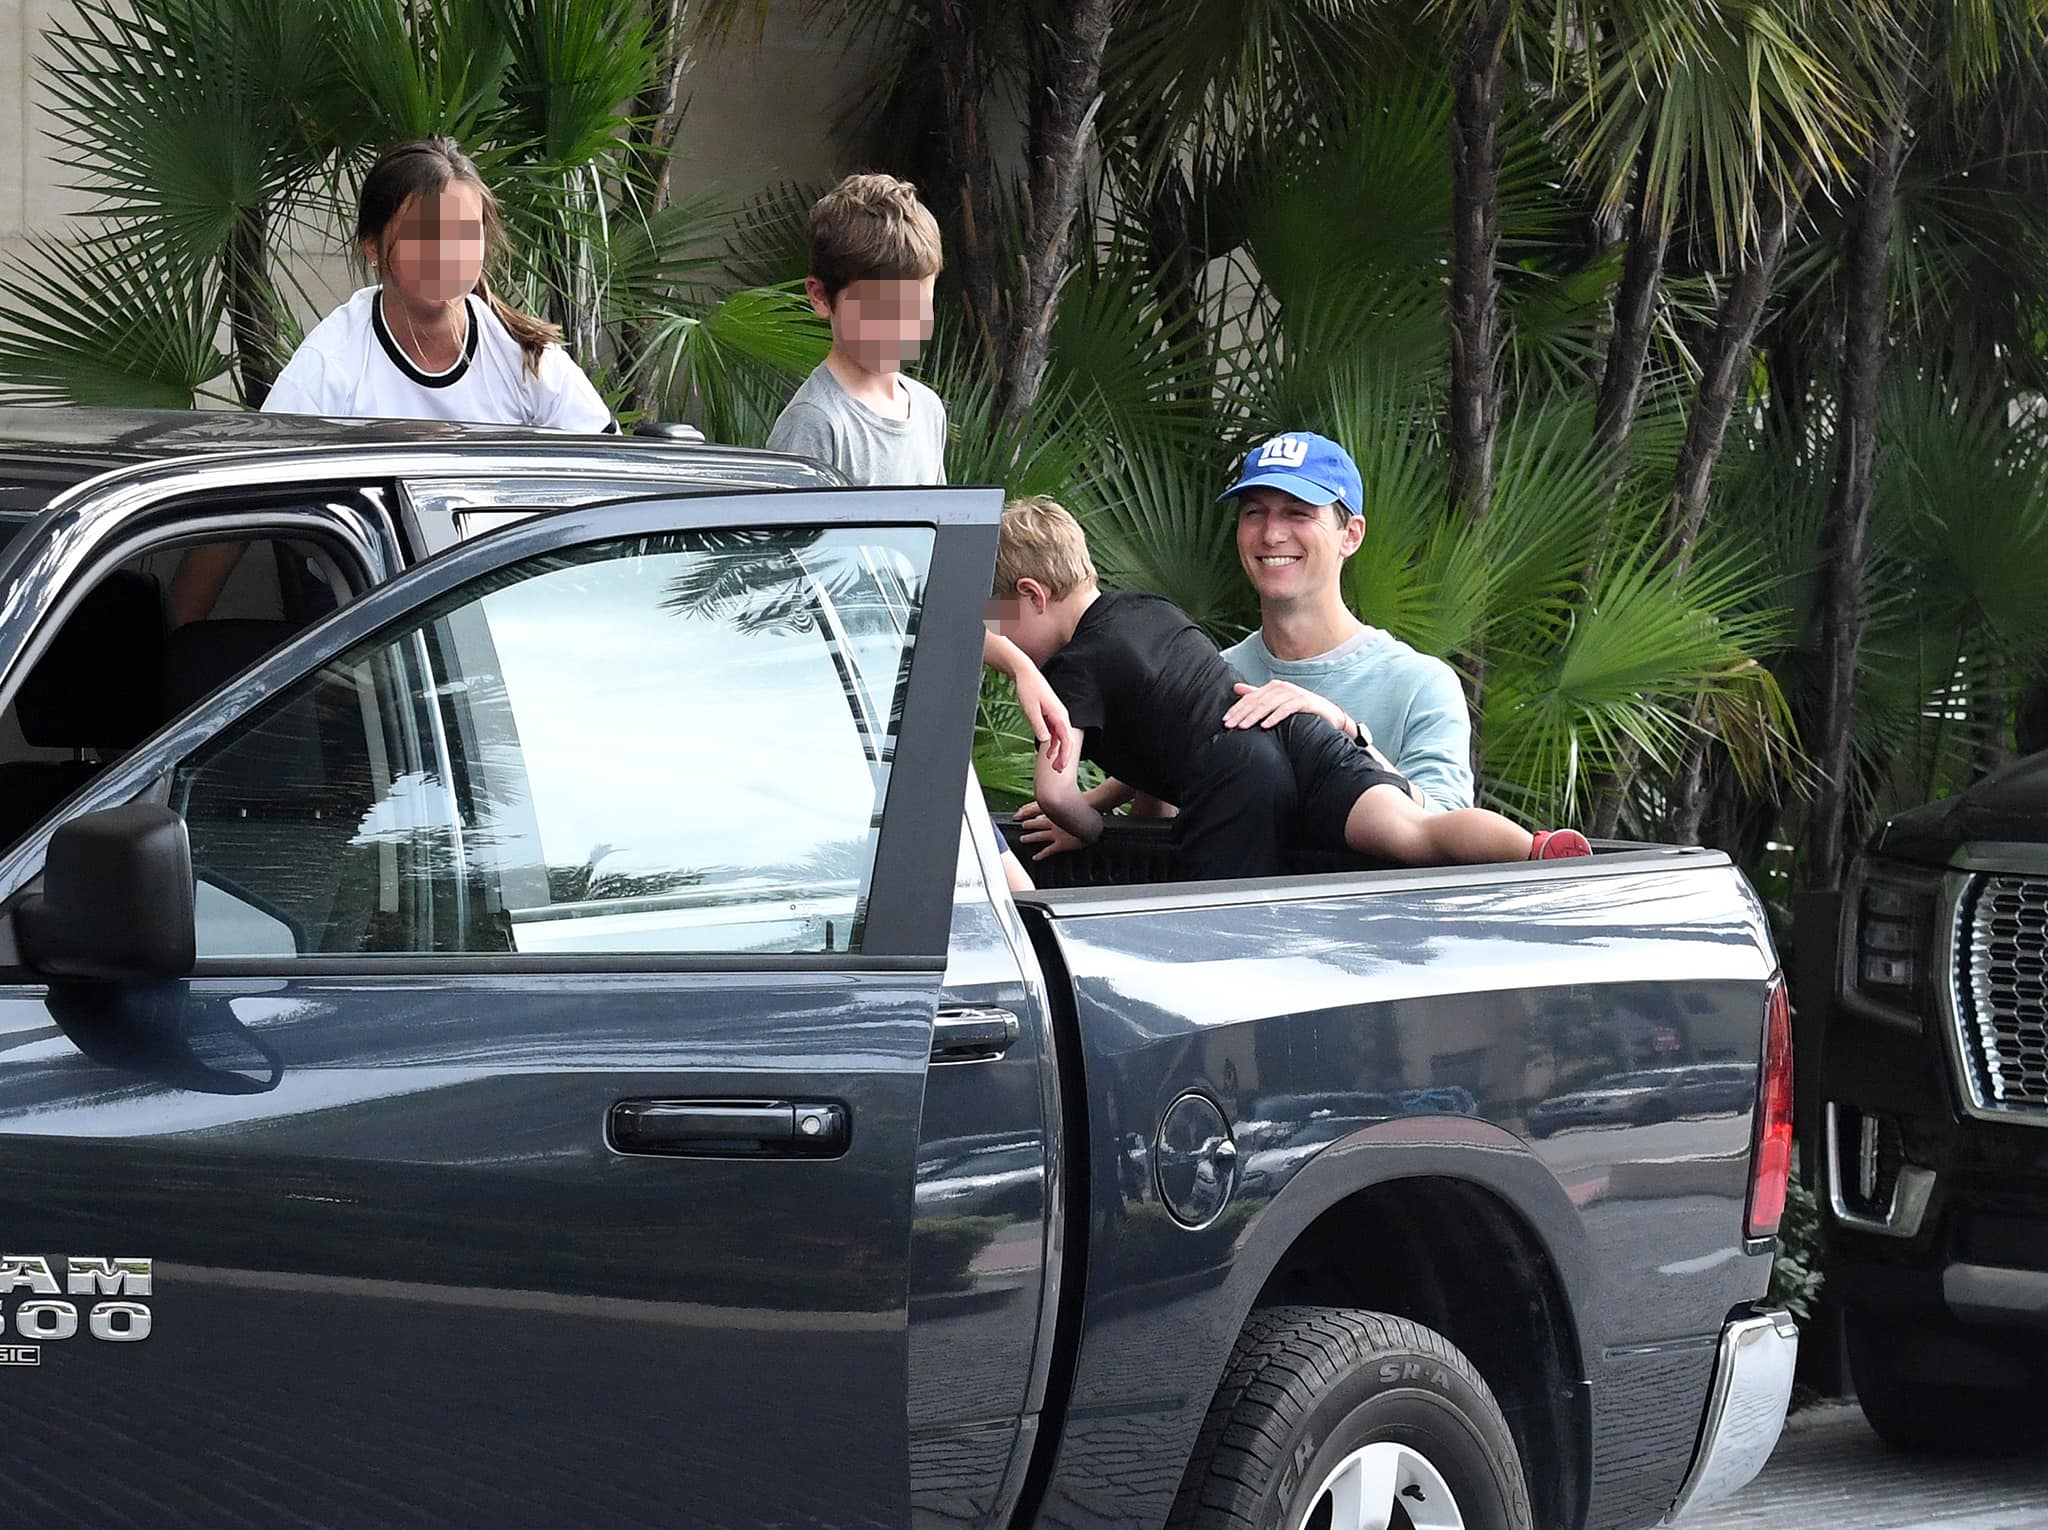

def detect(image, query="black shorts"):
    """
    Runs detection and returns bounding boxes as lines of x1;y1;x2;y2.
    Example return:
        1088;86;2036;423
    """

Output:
1170;715;1410;879
1272;712;1412;847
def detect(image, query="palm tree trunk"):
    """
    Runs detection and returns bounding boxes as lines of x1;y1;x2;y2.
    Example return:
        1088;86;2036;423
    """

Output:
1805;98;1911;892
630;0;692;207
1579;177;1670;593
226;205;280;409
1593;165;1670;474
1666;183;1802;569
1447;0;1508;524
1668;729;1712;846
1447;0;1508;777
1593;182;1805;837
1003;0;1114;425
620;0;695;417
928;0;1006;372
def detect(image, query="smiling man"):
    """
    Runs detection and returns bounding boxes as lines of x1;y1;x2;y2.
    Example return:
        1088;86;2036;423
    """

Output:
1217;431;1477;813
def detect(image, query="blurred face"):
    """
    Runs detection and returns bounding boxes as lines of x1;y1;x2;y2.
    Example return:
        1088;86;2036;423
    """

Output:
811;275;937;374
373;182;487;307
985;583;1065;668
1235;486;1364;607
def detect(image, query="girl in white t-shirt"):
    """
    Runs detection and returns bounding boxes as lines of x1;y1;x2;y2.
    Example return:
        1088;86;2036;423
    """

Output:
172;136;615;623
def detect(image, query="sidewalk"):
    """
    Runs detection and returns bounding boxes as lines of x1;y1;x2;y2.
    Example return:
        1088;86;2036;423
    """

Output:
1683;1403;2048;1528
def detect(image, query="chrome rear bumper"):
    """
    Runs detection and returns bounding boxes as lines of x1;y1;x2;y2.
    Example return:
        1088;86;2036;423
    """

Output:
1663;1308;1799;1522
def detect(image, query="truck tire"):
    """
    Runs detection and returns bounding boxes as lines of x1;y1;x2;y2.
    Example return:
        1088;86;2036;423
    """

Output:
1169;1307;1533;1530
1846;1307;2048;1456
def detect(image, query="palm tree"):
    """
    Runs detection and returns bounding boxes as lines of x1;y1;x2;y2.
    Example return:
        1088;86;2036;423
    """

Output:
1714;370;2048;872
1803;0;2048;890
1560;0;1890;467
900;48;1799;827
1542;0;1903;837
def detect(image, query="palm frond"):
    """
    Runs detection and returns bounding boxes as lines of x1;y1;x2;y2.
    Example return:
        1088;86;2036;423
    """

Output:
0;231;229;406
325;0;510;149
489;0;661;169
645;281;830;445
1557;0;1899;260
43;0;315;259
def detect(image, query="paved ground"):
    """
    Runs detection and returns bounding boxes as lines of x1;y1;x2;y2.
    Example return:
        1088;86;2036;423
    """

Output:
1684;1402;2048;1528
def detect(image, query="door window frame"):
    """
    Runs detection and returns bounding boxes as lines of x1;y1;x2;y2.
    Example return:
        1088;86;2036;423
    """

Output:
0;488;397;872
0;487;997;976
0;482;400;723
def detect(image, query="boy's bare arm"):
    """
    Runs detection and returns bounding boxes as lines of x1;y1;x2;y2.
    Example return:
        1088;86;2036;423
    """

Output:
1032;728;1103;845
985;629;1074;771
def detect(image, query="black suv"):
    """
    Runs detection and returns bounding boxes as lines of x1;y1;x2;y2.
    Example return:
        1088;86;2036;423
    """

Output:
1816;748;2048;1452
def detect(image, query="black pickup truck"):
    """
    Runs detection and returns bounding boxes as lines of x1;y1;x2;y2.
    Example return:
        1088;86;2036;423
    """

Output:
0;410;1793;1530
1817;750;2048;1452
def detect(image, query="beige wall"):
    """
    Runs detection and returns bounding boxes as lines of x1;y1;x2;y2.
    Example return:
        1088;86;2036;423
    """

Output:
671;9;886;196
1;1;92;272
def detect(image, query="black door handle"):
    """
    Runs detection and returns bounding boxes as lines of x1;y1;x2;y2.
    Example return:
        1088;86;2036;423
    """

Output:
932;1007;1021;1063
610;1099;849;1157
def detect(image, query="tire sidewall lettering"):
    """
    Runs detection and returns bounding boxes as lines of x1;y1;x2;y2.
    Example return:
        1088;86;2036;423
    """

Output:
1260;1342;1519;1530
1274;1431;1322;1515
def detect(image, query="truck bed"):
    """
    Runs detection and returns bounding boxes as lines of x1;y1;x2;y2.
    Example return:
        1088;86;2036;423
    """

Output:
1010;841;1779;1530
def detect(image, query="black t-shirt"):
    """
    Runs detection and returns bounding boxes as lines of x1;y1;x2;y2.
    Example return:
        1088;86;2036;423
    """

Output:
1040;590;1245;802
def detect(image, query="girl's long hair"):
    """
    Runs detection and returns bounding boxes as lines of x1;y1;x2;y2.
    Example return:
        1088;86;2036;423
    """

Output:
357;137;558;378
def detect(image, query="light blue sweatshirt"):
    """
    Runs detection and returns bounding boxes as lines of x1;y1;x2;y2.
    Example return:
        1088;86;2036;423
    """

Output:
1220;628;1476;812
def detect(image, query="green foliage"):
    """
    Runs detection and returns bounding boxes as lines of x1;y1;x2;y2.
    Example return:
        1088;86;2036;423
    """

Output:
1713;367;2048;843
18;0;2048;879
895;43;1807;831
1768;1165;1826;1324
1552;0;1903;258
0;232;229;406
0;0;823;422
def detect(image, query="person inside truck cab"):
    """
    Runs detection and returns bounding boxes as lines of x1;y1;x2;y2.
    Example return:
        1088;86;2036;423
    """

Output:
991;496;1591;879
169;135;615;626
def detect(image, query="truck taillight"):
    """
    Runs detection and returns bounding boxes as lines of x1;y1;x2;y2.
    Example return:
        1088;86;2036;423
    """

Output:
1747;974;1793;1239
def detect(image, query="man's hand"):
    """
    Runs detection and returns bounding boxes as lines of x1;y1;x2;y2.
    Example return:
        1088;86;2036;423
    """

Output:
1224;680;1353;737
1013;665;1074;772
1014;801;1088;861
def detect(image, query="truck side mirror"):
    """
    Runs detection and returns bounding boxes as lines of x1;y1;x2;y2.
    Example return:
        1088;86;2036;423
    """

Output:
16;803;196;982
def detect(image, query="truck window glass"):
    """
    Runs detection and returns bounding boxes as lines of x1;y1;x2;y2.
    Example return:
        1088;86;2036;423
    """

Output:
176;524;933;958
0;534;344;854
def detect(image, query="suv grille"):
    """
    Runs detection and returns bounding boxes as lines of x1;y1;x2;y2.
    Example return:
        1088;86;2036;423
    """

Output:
1955;874;2048;1116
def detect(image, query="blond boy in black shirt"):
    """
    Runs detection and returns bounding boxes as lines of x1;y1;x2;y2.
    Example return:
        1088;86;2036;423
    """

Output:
990;498;1591;879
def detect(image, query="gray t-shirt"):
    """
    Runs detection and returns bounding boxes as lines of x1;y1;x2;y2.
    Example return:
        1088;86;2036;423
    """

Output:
767;362;948;485
1222;627;1477;813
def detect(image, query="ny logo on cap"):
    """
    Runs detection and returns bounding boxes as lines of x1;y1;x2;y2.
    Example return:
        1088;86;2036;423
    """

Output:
1254;435;1310;469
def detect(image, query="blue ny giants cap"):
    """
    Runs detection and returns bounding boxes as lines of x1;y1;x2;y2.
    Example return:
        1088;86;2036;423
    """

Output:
1219;431;1364;517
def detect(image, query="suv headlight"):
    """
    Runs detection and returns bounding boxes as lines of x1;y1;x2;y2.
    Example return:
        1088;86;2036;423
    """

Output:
1840;862;1942;1021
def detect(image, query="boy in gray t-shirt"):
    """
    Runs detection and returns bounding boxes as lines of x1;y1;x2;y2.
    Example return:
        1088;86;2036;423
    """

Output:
766;172;949;484
769;357;947;485
768;173;1067;891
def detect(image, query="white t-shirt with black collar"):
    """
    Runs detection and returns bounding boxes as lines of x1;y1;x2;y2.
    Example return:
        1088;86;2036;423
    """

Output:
262;286;616;432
